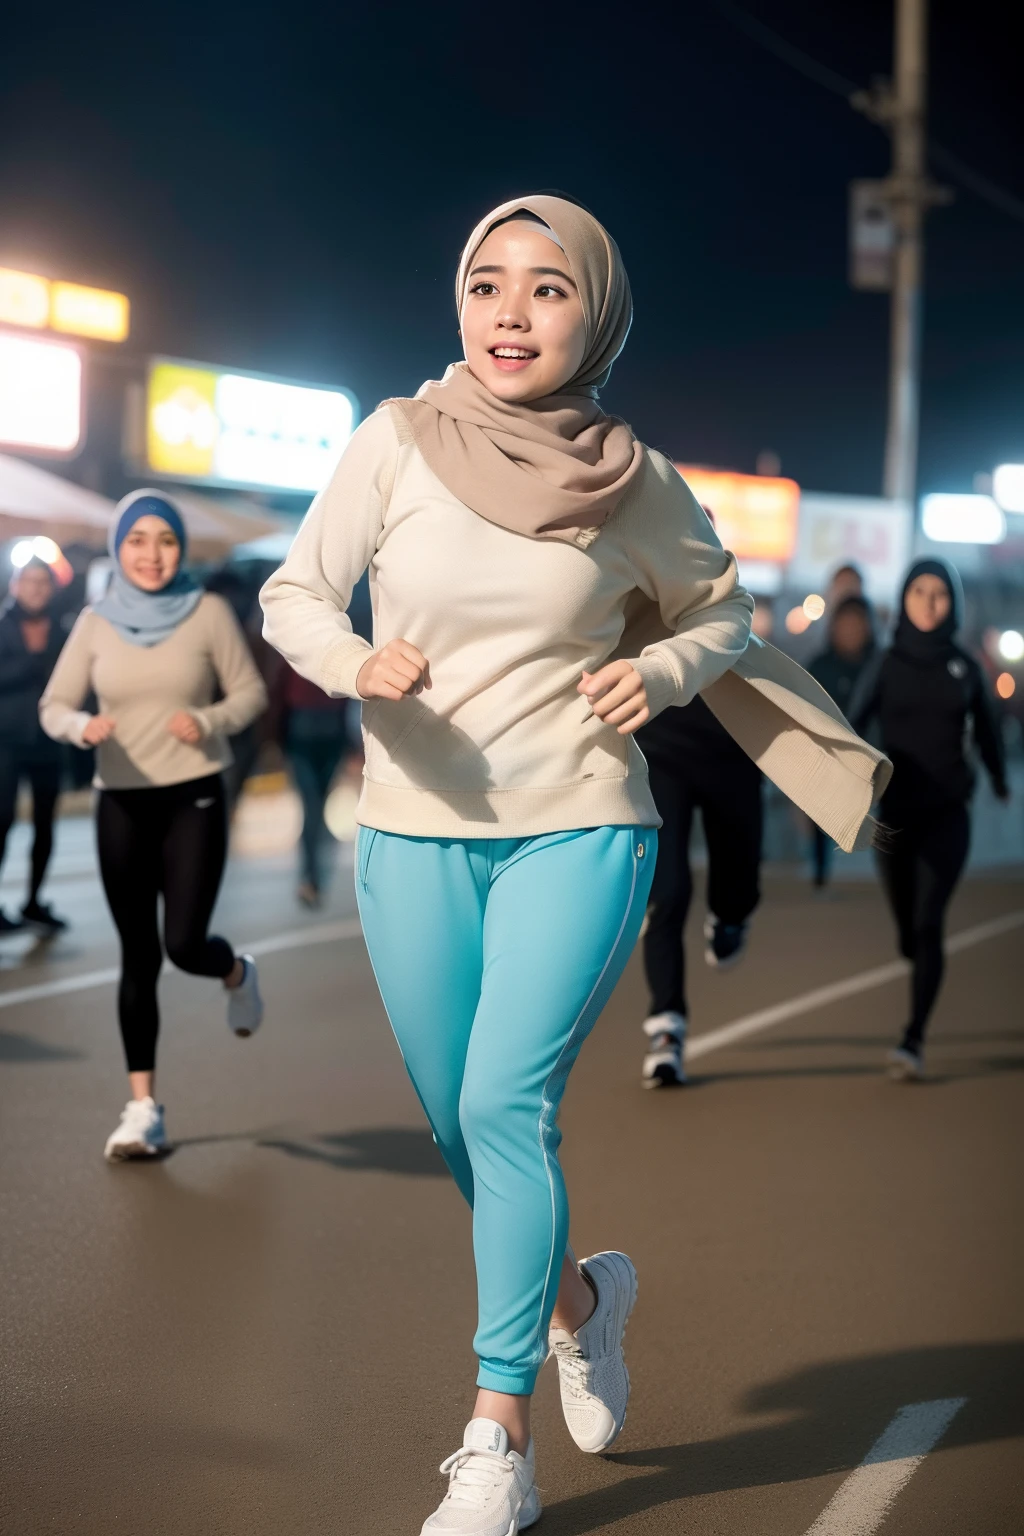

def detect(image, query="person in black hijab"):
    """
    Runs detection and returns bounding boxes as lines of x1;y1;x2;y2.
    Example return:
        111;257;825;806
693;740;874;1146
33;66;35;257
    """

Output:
0;559;69;934
851;558;1008;1078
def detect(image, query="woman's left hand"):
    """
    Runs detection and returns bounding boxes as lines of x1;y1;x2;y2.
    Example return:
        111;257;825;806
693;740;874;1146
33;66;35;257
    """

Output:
167;710;202;744
578;661;649;735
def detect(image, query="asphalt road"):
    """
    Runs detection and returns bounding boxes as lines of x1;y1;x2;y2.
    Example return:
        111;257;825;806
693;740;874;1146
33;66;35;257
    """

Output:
1;814;1022;1535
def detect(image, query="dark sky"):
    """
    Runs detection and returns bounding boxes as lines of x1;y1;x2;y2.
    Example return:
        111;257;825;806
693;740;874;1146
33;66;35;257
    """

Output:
2;0;1022;497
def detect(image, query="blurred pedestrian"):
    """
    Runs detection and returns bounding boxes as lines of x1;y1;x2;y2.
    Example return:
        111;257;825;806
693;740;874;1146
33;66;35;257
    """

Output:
40;491;268;1160
262;194;888;1535
634;510;763;1088
807;594;876;889
272;661;351;906
0;558;69;935
827;561;865;606
851;558;1008;1080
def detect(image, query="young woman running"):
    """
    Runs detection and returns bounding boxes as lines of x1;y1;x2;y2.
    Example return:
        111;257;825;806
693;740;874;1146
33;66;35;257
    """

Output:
852;558;1008;1079
40;492;268;1160
261;194;889;1535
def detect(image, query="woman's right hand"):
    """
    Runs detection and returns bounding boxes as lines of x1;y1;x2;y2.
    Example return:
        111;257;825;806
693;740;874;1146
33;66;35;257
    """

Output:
81;714;117;746
356;640;431;702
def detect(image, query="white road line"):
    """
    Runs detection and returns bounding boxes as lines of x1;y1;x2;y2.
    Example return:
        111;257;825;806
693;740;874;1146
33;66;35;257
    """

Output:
803;1397;967;1536
0;918;363;1012
686;907;1024;1062
1;906;1021;1024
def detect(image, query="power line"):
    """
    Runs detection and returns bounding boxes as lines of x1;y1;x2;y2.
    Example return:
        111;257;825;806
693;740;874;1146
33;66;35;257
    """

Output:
709;0;1024;227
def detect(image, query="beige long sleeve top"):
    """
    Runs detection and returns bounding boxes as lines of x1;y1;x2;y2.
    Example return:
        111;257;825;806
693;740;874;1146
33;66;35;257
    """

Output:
40;593;268;790
260;406;754;836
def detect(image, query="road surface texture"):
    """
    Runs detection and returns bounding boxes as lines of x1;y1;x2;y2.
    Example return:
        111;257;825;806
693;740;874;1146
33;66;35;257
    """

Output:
1;811;1021;1535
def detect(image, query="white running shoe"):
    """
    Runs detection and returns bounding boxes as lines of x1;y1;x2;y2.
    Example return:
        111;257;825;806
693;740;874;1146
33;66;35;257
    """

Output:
549;1250;638;1453
641;1011;687;1088
421;1418;540;1535
888;1044;924;1081
104;1097;168;1162
227;955;263;1038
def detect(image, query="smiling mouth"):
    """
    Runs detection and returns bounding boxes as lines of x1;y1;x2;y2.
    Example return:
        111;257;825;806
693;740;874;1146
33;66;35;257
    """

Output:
489;345;538;371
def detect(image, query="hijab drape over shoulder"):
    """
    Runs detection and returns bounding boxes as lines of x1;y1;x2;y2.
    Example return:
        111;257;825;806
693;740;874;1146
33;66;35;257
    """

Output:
387;194;644;548
384;194;892;850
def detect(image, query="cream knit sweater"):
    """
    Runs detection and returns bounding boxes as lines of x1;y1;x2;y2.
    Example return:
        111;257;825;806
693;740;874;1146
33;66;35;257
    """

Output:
41;593;267;790
260;407;754;837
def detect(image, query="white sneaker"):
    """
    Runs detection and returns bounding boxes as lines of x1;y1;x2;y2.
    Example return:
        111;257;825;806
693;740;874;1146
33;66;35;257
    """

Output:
888;1044;924;1081
549;1250;637;1453
421;1419;540;1535
227;955;263;1037
104;1097;168;1162
641;1011;687;1088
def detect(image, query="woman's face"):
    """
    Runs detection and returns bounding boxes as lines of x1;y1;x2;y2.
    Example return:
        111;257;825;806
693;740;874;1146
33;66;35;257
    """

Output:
460;222;588;403
119;515;182;591
904;573;952;632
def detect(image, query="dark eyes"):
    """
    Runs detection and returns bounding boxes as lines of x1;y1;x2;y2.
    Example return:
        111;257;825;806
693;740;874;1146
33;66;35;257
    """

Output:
468;282;568;299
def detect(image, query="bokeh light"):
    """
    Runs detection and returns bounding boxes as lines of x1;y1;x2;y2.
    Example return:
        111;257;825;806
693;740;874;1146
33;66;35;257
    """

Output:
996;672;1016;700
802;593;826;621
785;605;811;635
997;629;1024;662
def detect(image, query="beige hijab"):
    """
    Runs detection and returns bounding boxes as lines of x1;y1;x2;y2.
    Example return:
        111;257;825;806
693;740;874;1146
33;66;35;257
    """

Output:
388;195;644;547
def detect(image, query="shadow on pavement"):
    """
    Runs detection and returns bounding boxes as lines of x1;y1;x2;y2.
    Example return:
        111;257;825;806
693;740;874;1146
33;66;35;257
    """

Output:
690;1058;1024;1087
259;1126;448;1177
0;1029;83;1063
544;1341;1024;1534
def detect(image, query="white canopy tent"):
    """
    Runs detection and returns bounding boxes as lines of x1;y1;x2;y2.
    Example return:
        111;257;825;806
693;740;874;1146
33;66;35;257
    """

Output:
0;454;282;560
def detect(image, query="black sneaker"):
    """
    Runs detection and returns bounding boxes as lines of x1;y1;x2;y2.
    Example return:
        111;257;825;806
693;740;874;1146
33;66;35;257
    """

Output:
20;899;68;934
703;915;749;969
0;908;25;936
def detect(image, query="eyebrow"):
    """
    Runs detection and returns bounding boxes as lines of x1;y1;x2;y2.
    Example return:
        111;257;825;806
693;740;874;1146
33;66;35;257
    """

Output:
469;264;578;288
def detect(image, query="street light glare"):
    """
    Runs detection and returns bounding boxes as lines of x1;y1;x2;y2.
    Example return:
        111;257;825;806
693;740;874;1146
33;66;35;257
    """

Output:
992;464;1024;514
10;535;62;568
920;493;1006;545
998;629;1024;662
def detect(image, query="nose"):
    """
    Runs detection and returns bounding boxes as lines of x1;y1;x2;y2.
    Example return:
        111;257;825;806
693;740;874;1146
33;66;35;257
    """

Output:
494;282;531;333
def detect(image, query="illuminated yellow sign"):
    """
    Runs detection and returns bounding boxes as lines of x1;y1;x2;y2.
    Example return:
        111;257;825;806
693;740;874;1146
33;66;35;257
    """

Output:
0;267;129;341
676;466;800;563
147;360;220;479
51;281;130;342
146;357;356;492
0;268;50;329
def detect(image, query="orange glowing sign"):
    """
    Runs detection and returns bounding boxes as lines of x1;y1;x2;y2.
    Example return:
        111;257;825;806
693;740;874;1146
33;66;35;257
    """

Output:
675;466;800;562
0;267;129;341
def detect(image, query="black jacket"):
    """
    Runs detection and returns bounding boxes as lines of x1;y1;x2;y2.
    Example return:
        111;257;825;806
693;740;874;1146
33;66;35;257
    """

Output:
808;644;875;718
851;642;1007;819
0;602;67;755
636;694;759;776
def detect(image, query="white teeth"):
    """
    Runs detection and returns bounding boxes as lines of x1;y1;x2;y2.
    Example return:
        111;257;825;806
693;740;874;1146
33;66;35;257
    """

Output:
493;347;534;358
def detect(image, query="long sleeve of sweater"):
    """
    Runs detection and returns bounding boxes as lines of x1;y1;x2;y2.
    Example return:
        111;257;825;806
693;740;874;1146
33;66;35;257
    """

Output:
260;409;395;699
38;613;95;746
619;451;755;719
189;597;268;738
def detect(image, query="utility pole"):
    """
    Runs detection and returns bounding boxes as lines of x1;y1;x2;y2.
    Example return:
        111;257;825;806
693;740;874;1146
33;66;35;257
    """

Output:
853;0;948;505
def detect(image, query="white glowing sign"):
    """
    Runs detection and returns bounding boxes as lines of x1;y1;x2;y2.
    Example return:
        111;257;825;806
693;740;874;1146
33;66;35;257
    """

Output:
0;333;82;453
146;357;356;492
920;493;1006;546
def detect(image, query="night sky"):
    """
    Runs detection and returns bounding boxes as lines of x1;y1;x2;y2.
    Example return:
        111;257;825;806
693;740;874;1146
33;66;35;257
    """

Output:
2;0;1021;498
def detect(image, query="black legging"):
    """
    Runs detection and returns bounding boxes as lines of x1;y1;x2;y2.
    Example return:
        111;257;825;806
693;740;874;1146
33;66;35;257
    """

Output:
97;774;235;1072
875;801;970;1047
0;749;61;904
644;749;763;1018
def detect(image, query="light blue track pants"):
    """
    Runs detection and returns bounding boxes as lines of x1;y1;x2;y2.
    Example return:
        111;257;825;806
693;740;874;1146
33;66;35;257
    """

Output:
355;824;656;1394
